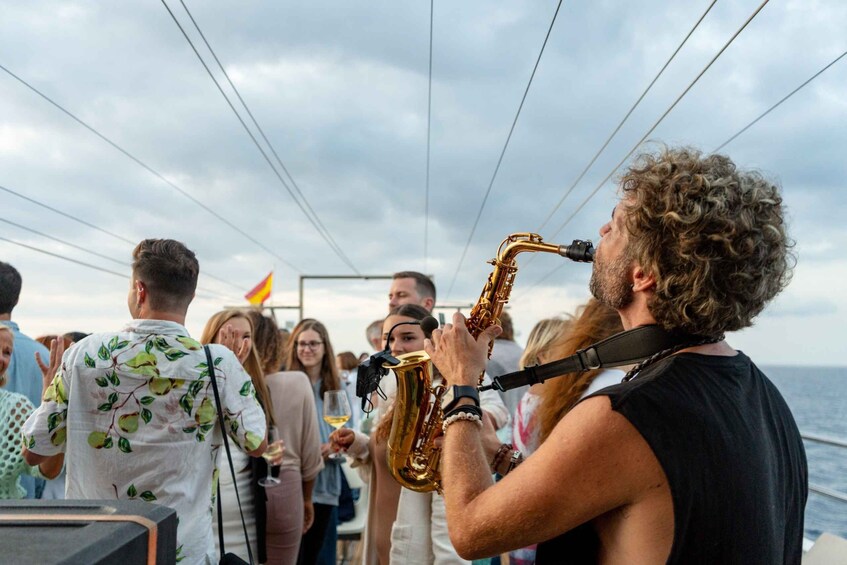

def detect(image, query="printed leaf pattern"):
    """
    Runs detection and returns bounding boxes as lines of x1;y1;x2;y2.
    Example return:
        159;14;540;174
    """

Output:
24;329;268;565
64;336;265;455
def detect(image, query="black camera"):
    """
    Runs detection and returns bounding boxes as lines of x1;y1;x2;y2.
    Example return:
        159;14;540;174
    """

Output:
354;317;438;413
355;349;399;412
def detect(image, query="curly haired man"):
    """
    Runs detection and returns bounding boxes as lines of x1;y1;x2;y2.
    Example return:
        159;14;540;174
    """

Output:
428;146;807;564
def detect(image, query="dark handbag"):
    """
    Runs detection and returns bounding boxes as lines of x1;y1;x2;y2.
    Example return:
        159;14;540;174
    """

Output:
206;345;254;565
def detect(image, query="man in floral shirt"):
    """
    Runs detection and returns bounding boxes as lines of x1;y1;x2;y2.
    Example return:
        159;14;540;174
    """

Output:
23;239;268;564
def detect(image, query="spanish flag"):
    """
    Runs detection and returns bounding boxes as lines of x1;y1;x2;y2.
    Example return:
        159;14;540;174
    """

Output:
245;272;273;305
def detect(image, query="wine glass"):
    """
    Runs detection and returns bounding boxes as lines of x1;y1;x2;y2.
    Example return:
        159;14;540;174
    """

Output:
258;426;282;487
323;390;351;460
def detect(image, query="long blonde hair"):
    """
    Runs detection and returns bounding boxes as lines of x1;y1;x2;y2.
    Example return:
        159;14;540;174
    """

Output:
519;318;571;369
200;309;272;424
536;299;623;444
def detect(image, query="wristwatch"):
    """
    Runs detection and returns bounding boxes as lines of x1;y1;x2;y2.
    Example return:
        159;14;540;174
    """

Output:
443;385;480;413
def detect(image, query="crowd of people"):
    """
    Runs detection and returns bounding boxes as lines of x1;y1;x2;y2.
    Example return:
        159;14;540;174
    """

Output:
0;145;808;564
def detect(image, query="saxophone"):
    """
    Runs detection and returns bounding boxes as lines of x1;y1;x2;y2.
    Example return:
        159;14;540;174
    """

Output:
385;234;594;492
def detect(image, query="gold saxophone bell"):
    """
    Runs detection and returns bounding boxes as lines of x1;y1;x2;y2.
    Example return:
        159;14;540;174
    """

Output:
384;351;446;492
384;234;594;492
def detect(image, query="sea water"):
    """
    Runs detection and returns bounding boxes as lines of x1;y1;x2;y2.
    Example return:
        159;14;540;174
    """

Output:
765;365;847;541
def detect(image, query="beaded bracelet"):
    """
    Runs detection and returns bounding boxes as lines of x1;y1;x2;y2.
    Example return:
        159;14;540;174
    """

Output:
444;403;482;420
491;443;512;472
442;408;483;433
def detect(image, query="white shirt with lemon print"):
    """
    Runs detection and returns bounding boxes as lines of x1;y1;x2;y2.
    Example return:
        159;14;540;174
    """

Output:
22;320;267;564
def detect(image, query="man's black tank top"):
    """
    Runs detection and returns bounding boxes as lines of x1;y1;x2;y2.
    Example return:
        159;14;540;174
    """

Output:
535;352;807;564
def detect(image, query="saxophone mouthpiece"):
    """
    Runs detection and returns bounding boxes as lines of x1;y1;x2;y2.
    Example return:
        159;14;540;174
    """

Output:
562;239;594;262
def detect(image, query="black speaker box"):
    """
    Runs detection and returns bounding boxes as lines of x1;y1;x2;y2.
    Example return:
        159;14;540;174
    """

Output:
0;500;177;564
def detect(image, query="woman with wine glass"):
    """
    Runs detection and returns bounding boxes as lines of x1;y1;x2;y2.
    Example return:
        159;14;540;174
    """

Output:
247;311;323;565
285;319;348;565
201;309;278;562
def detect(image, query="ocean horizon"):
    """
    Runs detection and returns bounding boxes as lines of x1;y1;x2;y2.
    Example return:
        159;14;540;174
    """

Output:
764;365;847;542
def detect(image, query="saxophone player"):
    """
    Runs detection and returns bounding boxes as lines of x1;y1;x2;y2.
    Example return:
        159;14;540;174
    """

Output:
427;146;807;564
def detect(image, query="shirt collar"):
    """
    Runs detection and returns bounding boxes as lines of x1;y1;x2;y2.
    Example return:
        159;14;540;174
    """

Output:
0;320;20;332
121;319;191;336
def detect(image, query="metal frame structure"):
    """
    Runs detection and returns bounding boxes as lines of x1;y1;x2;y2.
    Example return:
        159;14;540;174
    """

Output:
232;274;473;324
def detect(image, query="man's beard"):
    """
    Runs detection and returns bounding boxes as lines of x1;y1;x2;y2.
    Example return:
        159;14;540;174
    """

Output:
589;248;634;310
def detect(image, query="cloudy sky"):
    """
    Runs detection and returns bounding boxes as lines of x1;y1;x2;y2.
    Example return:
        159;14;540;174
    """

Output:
1;0;844;366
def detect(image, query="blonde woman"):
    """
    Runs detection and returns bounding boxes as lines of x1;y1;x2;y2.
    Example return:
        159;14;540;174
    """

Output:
0;326;62;498
510;317;572;459
201;309;276;561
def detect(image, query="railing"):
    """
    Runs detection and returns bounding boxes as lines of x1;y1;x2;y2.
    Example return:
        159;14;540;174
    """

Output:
802;433;847;504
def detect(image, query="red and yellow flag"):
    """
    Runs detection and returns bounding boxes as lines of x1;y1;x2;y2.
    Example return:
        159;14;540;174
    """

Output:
245;272;273;305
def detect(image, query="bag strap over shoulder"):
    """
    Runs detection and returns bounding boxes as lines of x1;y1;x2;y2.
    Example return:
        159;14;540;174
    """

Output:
206;345;254;565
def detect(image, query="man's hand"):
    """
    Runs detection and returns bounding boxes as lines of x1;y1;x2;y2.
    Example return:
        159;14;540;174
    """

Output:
35;338;65;396
303;500;315;533
217;324;250;364
425;311;501;387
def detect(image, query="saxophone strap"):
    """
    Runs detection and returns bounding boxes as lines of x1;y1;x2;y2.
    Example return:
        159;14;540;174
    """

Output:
480;325;702;392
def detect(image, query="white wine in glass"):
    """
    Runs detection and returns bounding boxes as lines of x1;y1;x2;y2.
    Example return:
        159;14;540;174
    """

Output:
323;390;351;459
262;442;284;463
323;415;350;429
258;426;282;487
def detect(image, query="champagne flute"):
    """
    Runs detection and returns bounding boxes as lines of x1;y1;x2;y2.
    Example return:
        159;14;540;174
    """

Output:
323;390;351;460
258;426;282;487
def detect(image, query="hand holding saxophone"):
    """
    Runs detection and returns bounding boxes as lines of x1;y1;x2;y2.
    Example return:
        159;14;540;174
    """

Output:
425;311;502;388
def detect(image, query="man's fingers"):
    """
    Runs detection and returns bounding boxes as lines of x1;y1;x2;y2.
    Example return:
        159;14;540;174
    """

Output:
452;311;467;326
481;324;502;344
431;328;442;347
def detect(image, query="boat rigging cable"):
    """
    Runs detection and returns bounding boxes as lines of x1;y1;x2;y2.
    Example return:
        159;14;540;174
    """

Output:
523;0;772;294
0;218;128;267
424;0;434;273
0;184;133;246
0;236;230;302
0;184;240;295
533;0;719;235
518;0;719;275
0;63;299;274
0;236;128;279
713;48;847;153
548;0;770;240
162;0;360;275
444;0;565;302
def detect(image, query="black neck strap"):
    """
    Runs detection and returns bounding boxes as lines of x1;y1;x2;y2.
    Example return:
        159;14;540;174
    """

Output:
479;325;703;392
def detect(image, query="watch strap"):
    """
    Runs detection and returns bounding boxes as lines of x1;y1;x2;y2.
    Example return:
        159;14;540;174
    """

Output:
444;384;480;413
